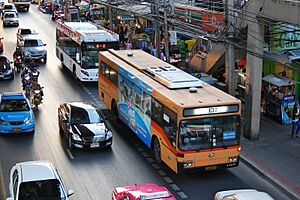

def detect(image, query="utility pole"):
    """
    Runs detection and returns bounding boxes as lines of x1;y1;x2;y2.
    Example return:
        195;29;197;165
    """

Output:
109;7;113;31
154;0;161;58
225;0;236;96
164;0;170;63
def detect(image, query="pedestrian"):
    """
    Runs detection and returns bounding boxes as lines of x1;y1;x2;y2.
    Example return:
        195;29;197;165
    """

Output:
291;102;300;138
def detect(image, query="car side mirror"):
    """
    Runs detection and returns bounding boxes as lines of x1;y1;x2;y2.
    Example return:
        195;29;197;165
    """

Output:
10;61;13;64
43;44;47;46
67;190;74;197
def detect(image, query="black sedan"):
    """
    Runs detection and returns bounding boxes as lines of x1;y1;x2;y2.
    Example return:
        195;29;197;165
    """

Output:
0;55;14;80
58;102;112;149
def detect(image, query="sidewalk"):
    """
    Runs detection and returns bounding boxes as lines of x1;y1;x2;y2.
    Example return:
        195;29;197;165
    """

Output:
240;115;300;200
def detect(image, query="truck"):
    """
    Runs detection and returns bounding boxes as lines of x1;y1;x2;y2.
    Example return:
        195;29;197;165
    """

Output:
10;0;30;11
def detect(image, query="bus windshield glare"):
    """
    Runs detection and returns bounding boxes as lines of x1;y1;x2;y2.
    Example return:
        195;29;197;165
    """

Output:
178;116;240;151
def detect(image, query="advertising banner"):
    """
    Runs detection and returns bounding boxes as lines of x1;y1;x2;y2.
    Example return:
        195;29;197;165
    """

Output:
281;95;295;124
117;67;152;147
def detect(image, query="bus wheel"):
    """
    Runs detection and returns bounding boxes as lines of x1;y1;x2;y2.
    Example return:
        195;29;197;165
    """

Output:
73;65;77;79
153;137;162;164
112;100;119;120
60;55;65;68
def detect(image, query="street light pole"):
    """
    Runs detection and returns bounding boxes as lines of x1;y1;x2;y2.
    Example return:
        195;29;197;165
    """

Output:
164;0;170;63
154;0;161;58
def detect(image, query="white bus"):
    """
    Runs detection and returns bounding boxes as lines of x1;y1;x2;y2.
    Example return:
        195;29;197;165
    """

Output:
56;21;119;81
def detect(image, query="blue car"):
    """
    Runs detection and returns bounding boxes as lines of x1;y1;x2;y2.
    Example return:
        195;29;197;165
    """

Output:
0;92;35;134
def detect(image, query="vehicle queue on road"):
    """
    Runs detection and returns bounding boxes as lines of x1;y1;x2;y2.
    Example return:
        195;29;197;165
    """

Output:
0;2;276;200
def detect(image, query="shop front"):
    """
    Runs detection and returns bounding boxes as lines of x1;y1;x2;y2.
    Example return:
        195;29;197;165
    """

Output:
262;74;295;124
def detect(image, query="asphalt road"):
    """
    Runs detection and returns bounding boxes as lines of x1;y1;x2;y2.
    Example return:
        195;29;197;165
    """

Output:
0;5;291;200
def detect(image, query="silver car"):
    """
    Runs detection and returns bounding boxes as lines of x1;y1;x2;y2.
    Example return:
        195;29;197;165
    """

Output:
20;35;47;63
2;11;18;27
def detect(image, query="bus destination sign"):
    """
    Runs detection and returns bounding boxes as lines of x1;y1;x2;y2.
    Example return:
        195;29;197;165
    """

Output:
183;105;239;117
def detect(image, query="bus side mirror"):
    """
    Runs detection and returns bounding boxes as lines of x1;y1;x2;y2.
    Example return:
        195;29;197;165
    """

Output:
76;53;80;63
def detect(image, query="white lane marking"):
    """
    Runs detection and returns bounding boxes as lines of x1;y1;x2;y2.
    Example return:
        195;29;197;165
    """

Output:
0;162;6;198
163;177;173;184
66;149;75;160
170;184;180;191
177;192;188;199
152;163;160;170
157;170;167;176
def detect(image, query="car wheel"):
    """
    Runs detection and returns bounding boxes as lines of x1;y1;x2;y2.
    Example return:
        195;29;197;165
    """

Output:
31;129;35;134
73;65;77;79
16;23;19;27
153;137;162;164
68;134;74;150
10;73;14;80
43;56;47;63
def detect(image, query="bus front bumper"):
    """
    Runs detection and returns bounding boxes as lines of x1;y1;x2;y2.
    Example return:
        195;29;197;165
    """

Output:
177;156;239;173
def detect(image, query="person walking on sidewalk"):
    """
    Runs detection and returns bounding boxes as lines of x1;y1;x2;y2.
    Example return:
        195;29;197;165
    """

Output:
291;102;300;138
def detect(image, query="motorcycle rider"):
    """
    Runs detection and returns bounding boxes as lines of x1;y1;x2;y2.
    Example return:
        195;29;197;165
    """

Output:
13;47;23;60
21;67;32;90
31;79;44;102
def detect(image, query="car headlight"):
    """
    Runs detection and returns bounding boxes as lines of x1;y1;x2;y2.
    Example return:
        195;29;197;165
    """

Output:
105;129;112;138
72;133;82;141
24;118;34;124
81;69;89;77
0;119;9;125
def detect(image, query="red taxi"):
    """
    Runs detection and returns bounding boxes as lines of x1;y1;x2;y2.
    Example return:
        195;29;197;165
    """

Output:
112;183;176;200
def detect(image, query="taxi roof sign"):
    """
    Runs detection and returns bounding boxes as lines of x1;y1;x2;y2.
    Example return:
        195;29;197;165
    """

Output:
140;191;169;199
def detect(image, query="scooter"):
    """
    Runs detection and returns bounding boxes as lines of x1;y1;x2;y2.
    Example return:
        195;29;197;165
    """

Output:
0;37;3;53
31;87;44;109
14;56;23;72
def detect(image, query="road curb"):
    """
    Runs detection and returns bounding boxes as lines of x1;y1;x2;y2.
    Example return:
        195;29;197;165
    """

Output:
240;155;300;200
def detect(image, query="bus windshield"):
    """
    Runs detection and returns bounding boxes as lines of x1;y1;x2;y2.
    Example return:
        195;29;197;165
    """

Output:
81;50;98;69
178;116;240;151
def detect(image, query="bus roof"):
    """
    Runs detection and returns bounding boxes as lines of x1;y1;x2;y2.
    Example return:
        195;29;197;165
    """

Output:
100;50;240;109
57;21;119;44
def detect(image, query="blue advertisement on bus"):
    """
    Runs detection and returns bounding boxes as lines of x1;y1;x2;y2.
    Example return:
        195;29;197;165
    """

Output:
117;66;152;147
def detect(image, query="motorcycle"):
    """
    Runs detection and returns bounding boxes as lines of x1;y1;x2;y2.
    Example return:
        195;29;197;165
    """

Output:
14;56;23;72
0;37;3;53
31;87;44;109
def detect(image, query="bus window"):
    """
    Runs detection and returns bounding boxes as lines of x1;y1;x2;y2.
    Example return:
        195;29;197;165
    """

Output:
100;62;105;75
151;98;163;125
110;68;118;85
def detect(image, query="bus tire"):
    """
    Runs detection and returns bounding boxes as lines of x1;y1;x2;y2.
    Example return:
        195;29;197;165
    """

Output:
73;65;77;79
111;99;118;119
152;137;162;164
60;55;65;68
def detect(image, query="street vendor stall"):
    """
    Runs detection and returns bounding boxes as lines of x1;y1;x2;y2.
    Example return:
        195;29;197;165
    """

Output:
262;74;295;124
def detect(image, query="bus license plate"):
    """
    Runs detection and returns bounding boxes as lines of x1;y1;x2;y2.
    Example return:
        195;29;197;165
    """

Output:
205;165;217;171
90;142;99;148
13;128;21;132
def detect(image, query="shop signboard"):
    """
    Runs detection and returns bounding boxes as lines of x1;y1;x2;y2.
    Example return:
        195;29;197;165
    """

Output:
270;23;300;51
281;95;295;124
117;66;152;147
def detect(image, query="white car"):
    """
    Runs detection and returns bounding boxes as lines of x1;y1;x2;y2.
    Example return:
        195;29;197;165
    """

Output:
6;160;74;200
1;3;17;17
214;189;275;200
2;11;18;27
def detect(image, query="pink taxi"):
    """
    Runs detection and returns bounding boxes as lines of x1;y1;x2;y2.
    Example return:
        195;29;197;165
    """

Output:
112;183;176;200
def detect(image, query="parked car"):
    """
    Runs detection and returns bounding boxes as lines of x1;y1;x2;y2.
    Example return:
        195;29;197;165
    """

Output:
58;102;113;149
16;28;37;46
214;189;275;200
1;3;17;17
0;55;13;79
6;160;74;200
2;11;18;27
112;183;176;200
0;92;35;134
19;35;47;63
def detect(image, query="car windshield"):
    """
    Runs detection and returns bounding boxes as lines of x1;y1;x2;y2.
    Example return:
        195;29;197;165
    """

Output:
4;5;13;9
5;13;16;18
178;116;240;151
24;39;43;47
0;99;30;112
71;107;103;124
18;179;66;200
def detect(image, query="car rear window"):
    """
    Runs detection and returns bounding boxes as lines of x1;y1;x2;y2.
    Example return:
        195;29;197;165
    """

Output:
21;29;32;35
5;13;15;18
0;99;30;112
4;5;13;9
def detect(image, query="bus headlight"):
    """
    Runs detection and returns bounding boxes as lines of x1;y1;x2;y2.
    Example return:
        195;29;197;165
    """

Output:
228;156;238;162
183;160;193;168
81;69;89;77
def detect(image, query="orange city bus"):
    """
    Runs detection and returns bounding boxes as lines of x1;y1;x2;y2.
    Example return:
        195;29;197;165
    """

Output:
98;49;241;173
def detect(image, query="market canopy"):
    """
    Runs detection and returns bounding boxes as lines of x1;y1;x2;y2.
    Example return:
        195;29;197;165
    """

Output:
262;74;294;87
